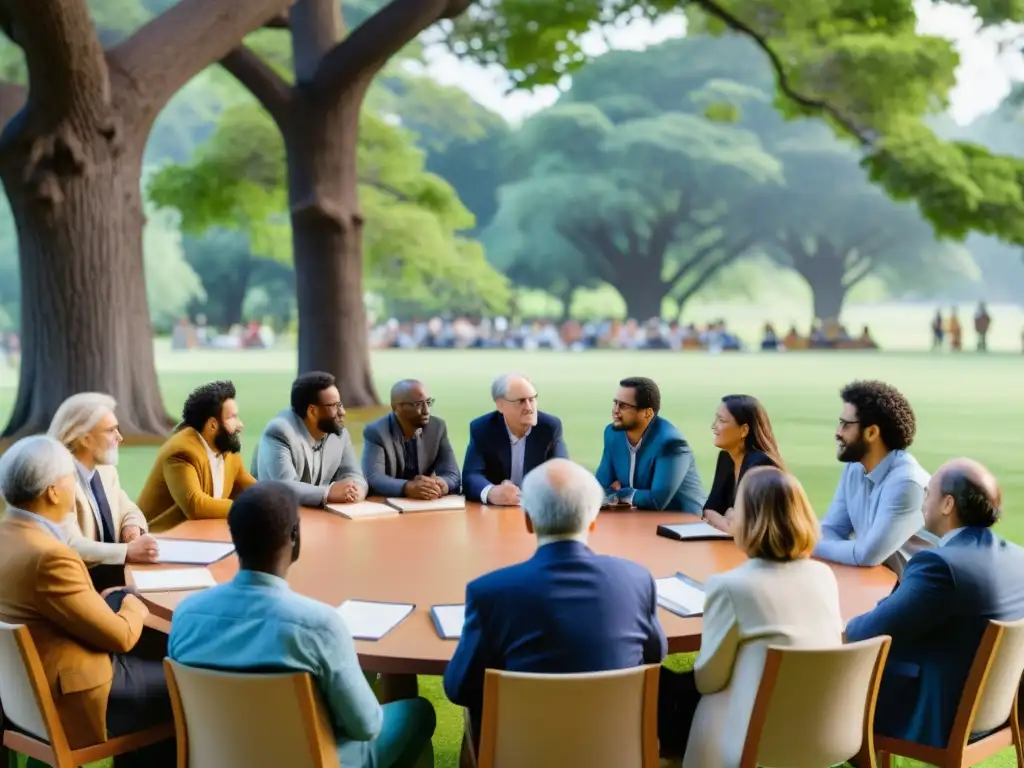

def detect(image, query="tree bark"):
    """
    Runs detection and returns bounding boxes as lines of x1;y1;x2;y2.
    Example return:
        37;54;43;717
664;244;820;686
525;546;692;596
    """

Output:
796;239;849;322
0;80;25;131
617;271;669;321
0;0;290;438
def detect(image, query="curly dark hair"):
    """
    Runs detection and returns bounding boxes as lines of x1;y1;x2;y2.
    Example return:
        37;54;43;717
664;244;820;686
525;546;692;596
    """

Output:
840;380;916;450
182;380;236;432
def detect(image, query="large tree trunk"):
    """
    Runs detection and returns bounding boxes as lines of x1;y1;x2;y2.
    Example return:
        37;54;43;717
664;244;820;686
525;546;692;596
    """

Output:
617;272;668;321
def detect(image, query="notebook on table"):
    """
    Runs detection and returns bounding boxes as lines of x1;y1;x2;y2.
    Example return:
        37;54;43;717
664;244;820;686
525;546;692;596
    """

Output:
130;568;217;593
325;501;398;520
151;538;236;565
336;600;414;641
386;495;466;513
430;604;466;639
655;573;707;617
656;521;732;542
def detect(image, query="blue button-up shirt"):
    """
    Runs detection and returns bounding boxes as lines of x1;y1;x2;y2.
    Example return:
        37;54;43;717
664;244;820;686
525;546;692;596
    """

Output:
814;449;930;575
167;570;383;766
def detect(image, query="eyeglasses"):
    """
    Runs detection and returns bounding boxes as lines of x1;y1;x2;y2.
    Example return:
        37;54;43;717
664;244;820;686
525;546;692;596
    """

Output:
504;395;537;407
320;402;343;413
838;418;859;429
401;398;435;410
612;399;638;411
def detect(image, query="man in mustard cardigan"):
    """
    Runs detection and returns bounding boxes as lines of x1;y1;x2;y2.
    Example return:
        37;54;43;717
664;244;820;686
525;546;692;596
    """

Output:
138;381;256;532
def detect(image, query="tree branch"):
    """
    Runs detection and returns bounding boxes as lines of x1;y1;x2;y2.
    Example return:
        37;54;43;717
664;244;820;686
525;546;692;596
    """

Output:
666;231;725;288
675;233;758;305
310;0;470;97
843;253;876;289
220;44;293;131
109;0;292;119
0;80;26;129
264;10;290;28
689;0;876;146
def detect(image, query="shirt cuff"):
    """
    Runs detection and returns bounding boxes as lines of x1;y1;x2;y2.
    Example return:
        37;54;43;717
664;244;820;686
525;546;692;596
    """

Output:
481;484;493;505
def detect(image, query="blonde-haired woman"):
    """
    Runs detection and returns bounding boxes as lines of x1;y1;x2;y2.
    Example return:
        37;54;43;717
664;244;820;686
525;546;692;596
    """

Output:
659;467;844;766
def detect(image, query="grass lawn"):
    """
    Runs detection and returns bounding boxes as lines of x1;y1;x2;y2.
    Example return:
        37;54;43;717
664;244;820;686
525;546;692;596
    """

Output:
3;345;1022;767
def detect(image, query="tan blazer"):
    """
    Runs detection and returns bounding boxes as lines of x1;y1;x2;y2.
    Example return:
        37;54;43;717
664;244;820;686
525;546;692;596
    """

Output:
0;513;147;748
683;558;844;768
137;426;256;533
64;464;149;566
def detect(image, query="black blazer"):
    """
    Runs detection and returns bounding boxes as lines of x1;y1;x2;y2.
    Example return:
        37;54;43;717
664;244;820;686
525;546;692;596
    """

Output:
703;450;777;512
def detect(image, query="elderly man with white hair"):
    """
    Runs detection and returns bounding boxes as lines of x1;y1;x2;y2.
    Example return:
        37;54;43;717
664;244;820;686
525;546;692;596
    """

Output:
48;393;158;578
0;436;175;766
461;372;569;505
443;458;667;746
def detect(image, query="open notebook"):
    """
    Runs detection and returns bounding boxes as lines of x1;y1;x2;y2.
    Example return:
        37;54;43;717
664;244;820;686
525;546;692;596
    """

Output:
152;538;236;565
130;568;217;593
656;521;732;542
386;495;466;513
430;604;466;639
655;573;707;617
325;501;398;520
337;600;414;641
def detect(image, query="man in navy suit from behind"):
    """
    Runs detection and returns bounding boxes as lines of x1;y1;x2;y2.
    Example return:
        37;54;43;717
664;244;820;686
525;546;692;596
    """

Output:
443;458;667;742
845;458;1024;748
461;373;568;505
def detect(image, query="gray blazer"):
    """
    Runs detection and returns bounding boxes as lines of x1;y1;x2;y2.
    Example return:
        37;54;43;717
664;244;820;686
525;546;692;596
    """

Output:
251;409;367;507
361;413;461;497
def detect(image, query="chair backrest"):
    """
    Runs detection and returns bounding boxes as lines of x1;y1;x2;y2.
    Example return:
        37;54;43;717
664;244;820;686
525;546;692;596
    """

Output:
0;622;65;749
476;665;660;768
164;659;340;768
740;637;890;768
950;618;1024;743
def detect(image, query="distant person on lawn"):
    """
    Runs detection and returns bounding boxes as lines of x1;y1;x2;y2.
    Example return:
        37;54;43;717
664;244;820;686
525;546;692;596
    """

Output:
137;380;255;532
251;371;367;508
362;379;461;499
168;482;436;768
814;380;930;577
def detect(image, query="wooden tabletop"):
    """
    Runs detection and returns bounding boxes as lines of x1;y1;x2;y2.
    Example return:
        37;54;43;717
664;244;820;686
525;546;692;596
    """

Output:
139;502;897;676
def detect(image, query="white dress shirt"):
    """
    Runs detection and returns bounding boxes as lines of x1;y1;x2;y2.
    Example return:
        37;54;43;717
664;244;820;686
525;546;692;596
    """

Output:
481;422;532;505
200;435;226;498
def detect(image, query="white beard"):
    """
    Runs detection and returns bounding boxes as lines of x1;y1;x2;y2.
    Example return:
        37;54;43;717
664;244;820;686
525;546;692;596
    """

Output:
98;446;119;466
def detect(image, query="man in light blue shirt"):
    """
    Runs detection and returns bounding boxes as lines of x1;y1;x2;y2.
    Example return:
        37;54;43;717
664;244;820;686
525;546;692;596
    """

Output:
814;380;931;576
168;482;435;768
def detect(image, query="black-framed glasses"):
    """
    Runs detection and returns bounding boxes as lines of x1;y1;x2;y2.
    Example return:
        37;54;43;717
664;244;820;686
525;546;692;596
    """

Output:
613;399;638;411
505;395;537;407
838;417;859;429
402;398;435;410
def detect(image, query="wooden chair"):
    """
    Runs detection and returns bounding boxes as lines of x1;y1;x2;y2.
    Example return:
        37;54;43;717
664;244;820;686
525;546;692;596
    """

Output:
876;618;1024;767
473;664;661;768
739;636;891;768
163;658;341;768
0;622;173;768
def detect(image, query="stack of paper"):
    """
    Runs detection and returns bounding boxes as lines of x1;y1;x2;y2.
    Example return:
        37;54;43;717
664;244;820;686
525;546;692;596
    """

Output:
152;538;236;565
337;600;414;640
386;495;466;513
325;501;398;519
656;574;706;617
430;604;466;639
131;568;217;593
656;522;732;542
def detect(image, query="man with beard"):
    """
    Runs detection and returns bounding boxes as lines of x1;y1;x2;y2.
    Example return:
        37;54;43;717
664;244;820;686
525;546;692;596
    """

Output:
48;393;159;589
595;377;706;512
138;380;256;532
814;380;930;576
361;379;461;499
251;371;367;507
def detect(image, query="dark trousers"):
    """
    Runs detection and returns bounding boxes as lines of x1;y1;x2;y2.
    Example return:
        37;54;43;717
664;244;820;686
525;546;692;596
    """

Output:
658;668;703;758
103;590;176;768
89;563;128;593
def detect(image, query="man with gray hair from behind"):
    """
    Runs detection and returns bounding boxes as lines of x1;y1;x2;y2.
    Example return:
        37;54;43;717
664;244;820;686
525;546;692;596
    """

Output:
48;393;158;585
0;436;175;767
444;458;667;748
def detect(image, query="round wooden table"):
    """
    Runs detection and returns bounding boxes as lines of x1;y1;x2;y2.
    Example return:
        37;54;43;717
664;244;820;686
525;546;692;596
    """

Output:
141;503;897;676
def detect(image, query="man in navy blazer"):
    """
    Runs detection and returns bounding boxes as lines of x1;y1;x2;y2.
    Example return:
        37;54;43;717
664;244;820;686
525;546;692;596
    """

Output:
443;458;667;742
462;373;568;505
845;458;1024;748
595;377;706;512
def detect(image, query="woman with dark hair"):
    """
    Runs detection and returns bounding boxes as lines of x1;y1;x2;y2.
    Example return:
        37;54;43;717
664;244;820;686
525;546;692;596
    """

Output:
703;394;785;533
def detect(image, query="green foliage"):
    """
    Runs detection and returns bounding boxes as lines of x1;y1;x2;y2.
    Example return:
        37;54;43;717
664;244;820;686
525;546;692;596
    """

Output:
143;209;206;333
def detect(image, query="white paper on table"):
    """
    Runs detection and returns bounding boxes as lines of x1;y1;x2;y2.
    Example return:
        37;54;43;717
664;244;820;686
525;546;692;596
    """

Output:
131;568;217;593
655;574;706;616
431;604;466;639
152;538;236;565
325;501;398;519
386;495;467;513
661;521;732;541
337;600;414;641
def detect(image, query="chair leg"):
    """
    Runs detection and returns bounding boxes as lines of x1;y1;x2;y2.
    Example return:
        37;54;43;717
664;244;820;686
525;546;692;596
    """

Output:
877;751;892;768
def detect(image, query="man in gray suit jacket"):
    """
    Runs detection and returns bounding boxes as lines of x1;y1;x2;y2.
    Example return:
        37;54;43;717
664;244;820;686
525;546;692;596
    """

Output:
362;380;461;499
251;372;367;508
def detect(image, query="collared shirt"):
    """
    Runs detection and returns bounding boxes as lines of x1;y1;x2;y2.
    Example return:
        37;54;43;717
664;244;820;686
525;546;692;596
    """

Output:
6;507;66;543
481;421;532;504
814;449;930;576
392;414;422;481
74;459;105;537
199;435;225;498
168;570;383;766
627;436;643;488
939;527;965;547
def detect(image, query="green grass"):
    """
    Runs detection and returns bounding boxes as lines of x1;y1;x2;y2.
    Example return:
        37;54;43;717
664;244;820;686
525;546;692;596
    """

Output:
3;342;1023;767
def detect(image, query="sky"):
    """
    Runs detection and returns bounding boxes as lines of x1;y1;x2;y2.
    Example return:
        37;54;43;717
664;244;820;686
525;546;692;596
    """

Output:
421;1;1024;126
